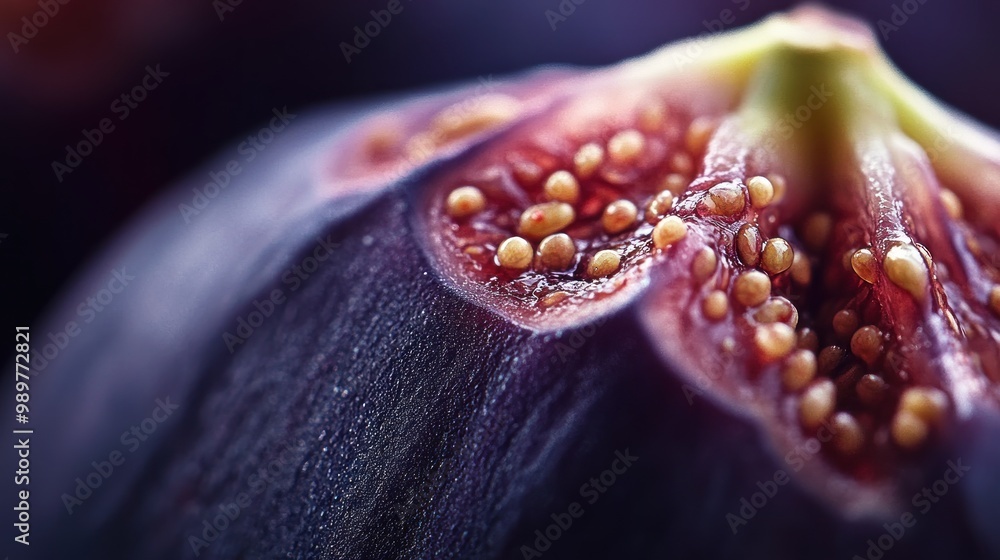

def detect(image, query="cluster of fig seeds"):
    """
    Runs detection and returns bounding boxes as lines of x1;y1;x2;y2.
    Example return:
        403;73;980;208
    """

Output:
698;192;958;468
437;98;1000;474
443;100;711;307
699;174;1000;472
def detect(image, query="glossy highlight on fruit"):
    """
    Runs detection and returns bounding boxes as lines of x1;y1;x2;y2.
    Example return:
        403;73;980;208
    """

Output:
26;6;1000;560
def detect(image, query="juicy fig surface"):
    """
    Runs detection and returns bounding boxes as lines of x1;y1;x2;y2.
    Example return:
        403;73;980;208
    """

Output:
23;7;1000;560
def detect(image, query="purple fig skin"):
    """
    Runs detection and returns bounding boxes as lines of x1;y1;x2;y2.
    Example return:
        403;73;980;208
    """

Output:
20;10;1000;560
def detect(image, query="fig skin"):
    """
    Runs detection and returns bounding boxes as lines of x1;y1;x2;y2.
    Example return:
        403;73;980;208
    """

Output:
21;8;1000;560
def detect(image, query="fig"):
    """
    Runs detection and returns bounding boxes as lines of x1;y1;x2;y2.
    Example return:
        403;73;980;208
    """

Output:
23;6;1000;560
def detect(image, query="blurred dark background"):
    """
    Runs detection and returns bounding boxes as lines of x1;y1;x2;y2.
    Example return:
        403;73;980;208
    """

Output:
2;0;998;325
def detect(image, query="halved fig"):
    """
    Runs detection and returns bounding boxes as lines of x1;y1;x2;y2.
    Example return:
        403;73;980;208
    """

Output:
25;6;1000;560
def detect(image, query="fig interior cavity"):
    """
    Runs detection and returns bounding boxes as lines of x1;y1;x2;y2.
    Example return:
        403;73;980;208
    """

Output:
429;95;722;316
396;8;1000;502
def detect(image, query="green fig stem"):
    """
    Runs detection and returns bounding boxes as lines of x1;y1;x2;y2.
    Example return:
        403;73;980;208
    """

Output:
635;5;997;178
637;4;1000;225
